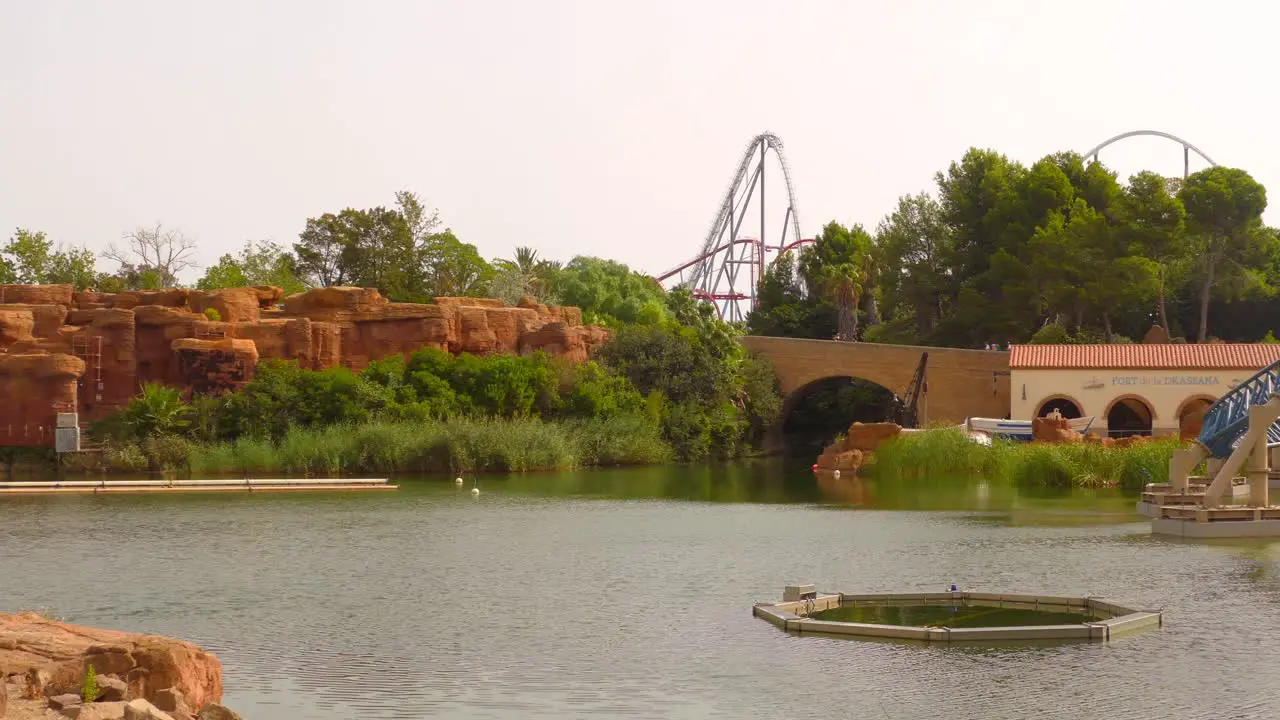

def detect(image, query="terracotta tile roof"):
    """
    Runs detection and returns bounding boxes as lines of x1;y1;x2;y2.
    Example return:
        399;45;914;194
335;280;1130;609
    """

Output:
1010;344;1280;370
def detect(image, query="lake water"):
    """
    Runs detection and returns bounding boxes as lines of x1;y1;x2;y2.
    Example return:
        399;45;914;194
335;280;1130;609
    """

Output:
3;461;1280;719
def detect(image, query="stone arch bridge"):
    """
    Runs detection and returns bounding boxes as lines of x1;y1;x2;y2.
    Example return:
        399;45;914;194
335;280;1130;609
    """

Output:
740;336;1011;430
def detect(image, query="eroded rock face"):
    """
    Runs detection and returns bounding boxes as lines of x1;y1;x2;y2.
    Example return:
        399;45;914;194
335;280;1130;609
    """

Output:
0;612;223;712
173;338;258;396
0;284;609;429
0;353;85;447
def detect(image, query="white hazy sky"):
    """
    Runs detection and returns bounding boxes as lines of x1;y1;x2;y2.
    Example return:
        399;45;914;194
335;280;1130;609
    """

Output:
3;0;1277;283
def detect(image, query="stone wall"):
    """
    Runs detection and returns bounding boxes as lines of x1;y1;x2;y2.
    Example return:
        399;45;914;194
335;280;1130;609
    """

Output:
0;284;610;441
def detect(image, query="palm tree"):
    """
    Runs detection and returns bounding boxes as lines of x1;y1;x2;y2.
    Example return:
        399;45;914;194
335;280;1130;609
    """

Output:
820;262;864;342
491;246;561;303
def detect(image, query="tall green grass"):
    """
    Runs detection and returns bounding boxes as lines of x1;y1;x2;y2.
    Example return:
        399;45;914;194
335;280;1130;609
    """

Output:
178;416;672;477
869;428;1177;491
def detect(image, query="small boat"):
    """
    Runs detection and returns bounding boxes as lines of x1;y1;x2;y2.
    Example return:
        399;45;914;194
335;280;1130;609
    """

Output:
965;416;1095;442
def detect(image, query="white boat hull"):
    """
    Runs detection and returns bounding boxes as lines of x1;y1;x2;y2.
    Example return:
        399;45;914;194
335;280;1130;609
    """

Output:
965;416;1095;441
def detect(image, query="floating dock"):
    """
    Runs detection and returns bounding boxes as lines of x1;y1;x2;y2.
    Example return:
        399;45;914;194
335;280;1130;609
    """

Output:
0;478;397;494
753;585;1161;643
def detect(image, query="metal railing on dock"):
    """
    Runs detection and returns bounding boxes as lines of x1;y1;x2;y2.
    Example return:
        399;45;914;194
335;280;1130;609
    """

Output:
0;478;397;494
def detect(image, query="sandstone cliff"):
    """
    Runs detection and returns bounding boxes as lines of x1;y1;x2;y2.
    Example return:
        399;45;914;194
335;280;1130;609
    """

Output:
0;284;610;443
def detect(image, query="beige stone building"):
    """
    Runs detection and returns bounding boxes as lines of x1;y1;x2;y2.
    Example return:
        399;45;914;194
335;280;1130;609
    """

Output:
1009;344;1280;437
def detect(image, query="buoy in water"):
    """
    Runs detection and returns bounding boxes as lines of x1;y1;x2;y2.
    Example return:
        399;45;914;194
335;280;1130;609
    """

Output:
811;464;818;473
471;487;480;496
832;469;841;479
455;476;464;485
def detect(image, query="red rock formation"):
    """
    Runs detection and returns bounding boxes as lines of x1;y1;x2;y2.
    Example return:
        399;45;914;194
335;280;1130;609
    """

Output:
842;422;903;452
0;284;73;307
812;422;903;476
0;612;223;711
1032;415;1082;444
815;447;864;472
0;284;610;443
0;353;84;447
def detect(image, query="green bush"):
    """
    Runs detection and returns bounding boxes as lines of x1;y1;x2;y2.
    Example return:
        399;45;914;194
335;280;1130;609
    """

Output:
117;383;191;438
203;307;222;322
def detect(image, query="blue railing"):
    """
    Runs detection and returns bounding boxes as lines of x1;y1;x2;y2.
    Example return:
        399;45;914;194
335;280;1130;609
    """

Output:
1199;359;1280;457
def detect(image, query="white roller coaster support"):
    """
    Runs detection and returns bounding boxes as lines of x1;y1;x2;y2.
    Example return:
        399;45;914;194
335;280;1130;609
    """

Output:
1202;396;1280;507
1168;444;1208;493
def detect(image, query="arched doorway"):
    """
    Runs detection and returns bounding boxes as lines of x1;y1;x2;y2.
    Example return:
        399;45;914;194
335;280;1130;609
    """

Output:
1176;396;1216;441
1107;396;1154;438
1036;396;1083;419
781;376;898;453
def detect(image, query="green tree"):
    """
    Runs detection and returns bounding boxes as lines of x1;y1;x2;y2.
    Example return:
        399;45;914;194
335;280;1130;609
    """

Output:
1119;171;1188;332
2;228;99;289
1179;167;1270;342
197;240;307;294
875;193;953;336
550;256;668;325
294;210;361;287
419;230;493;298
746;251;837;339
799;222;872;341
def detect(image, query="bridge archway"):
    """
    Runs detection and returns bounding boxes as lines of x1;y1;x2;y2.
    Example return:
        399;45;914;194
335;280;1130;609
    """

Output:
780;375;899;452
740;336;1012;449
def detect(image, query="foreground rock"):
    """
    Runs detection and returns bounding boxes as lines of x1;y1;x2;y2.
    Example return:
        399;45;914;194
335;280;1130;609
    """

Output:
0;613;223;715
814;422;903;475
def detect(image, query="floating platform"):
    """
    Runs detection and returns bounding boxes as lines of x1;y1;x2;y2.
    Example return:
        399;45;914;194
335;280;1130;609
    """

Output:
0;478;397;494
1137;479;1248;518
753;586;1160;643
1152;504;1280;538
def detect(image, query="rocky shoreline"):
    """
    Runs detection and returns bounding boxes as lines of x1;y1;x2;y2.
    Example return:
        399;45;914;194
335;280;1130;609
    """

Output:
0;613;240;720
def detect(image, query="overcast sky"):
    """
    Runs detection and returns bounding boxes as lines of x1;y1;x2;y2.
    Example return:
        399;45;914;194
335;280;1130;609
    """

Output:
3;0;1276;283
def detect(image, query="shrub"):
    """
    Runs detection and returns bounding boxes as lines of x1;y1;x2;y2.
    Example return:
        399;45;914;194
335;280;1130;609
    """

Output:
82;664;99;703
117;383;191;438
203;307;222;322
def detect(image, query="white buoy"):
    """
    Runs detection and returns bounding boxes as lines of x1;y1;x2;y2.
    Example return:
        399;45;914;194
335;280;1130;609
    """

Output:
471;478;480;496
471;487;480;496
455;476;464;486
832;469;841;479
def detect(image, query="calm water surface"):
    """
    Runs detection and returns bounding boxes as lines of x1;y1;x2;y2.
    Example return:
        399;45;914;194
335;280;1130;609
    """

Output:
3;462;1280;719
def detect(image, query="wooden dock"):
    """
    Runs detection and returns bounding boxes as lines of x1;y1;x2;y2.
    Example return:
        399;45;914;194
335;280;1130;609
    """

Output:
0;478;397;494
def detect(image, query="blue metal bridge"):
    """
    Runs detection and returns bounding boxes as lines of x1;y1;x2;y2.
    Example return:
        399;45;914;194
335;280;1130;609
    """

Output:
1198;360;1280;457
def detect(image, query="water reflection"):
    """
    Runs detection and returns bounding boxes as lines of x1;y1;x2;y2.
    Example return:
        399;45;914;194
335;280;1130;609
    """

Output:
485;459;1139;523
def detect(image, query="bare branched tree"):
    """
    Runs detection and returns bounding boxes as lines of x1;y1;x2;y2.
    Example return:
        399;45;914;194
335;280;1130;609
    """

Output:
103;223;198;287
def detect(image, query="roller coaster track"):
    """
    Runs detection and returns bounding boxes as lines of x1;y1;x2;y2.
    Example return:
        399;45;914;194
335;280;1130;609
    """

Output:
660;129;1222;320
1083;130;1218;179
1200;360;1280;457
655;132;806;322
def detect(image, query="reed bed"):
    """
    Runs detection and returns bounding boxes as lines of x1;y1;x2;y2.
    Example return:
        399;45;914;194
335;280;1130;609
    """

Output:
869;428;1177;490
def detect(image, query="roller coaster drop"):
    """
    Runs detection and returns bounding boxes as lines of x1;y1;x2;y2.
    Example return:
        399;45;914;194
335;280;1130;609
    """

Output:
660;129;1217;322
654;132;811;322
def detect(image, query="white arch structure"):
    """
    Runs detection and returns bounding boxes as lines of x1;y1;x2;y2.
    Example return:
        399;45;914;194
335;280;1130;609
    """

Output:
1083;130;1218;179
